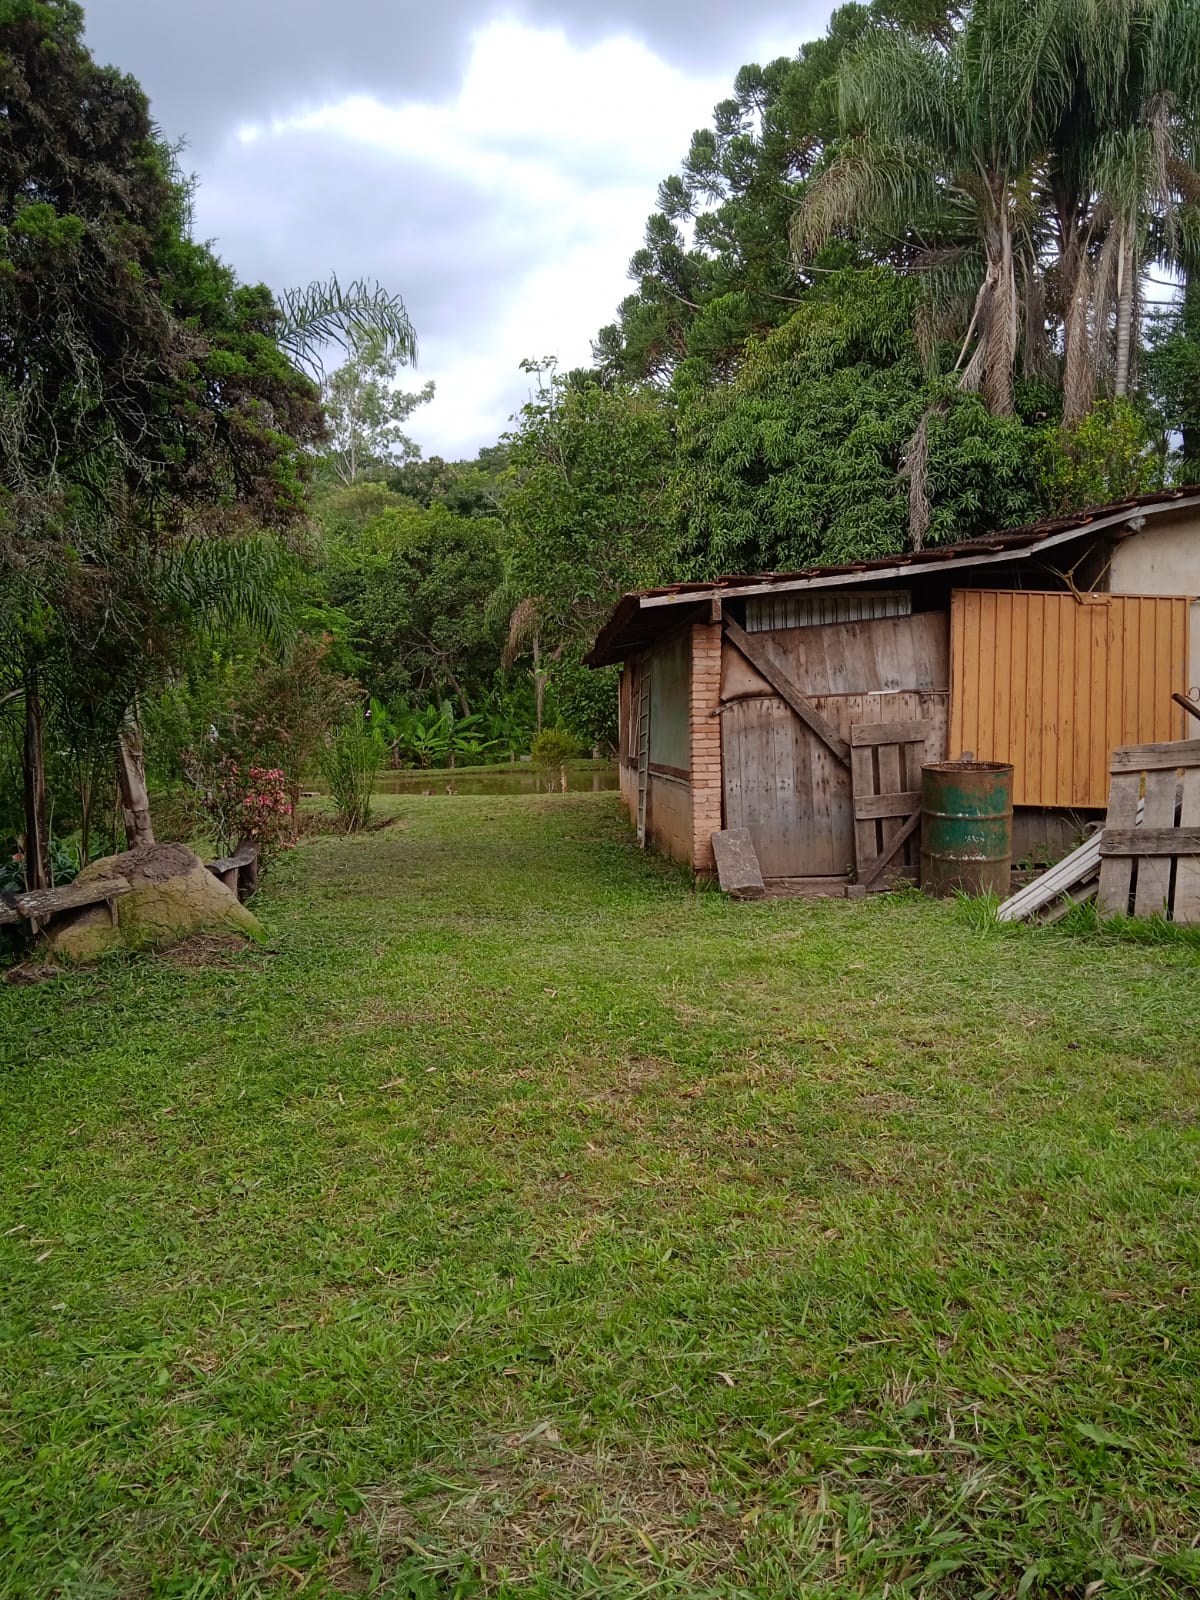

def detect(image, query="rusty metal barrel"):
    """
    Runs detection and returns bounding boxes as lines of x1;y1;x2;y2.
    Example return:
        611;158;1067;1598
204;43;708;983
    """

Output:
920;761;1014;897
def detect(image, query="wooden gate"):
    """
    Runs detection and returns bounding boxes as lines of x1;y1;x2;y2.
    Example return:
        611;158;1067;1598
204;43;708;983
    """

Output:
850;720;929;888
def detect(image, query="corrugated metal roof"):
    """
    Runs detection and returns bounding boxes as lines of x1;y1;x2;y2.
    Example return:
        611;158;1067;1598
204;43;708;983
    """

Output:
585;486;1200;667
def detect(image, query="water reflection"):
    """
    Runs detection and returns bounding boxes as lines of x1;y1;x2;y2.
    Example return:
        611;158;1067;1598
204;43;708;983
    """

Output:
367;762;619;797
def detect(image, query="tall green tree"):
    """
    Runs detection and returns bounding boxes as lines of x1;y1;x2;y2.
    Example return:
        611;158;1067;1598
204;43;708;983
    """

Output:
324;499;503;713
594;6;874;389
0;0;330;881
320;328;434;486
500;364;673;663
792;0;1067;419
673;267;1048;575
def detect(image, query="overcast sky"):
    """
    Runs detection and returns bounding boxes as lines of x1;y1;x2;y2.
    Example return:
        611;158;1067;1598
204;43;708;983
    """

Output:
81;1;833;460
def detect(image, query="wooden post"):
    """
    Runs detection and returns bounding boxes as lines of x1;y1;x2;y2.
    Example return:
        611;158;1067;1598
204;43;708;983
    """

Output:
22;667;49;892
116;711;155;849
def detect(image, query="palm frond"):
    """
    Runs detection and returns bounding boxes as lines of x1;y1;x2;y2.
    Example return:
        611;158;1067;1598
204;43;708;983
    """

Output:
277;274;417;379
165;536;294;648
791;136;947;260
502;597;541;669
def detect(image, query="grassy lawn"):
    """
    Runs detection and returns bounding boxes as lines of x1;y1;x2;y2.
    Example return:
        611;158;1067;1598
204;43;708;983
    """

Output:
1;793;1198;1599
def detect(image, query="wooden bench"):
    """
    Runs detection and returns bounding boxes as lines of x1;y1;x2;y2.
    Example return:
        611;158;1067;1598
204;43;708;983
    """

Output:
206;839;259;901
1;876;133;936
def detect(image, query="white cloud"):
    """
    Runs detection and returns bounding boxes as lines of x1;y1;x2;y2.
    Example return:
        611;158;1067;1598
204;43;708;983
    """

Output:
215;19;745;457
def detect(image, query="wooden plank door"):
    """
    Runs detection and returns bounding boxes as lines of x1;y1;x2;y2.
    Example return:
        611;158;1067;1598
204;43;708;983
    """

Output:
721;697;855;878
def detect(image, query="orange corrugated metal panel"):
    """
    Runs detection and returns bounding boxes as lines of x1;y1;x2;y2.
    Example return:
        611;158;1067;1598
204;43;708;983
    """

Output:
950;591;1191;807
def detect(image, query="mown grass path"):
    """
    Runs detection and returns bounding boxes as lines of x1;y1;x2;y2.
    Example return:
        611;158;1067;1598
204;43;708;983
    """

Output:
1;794;1198;1598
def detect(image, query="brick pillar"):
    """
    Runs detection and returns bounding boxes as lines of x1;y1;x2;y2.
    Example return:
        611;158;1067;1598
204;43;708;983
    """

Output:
690;622;724;873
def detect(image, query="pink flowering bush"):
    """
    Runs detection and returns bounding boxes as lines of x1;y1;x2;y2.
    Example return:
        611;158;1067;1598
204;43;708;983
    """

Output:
184;755;295;863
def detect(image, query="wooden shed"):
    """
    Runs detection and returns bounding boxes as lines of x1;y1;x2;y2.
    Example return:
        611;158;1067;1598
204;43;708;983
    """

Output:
587;488;1200;893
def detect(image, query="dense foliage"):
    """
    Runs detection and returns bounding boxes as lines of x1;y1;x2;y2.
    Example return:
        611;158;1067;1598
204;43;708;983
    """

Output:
4;0;1200;894
596;0;1200;578
675;267;1053;574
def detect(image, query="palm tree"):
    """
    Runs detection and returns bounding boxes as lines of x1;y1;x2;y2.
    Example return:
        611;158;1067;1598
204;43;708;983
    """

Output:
111;274;418;851
1039;0;1200;421
793;0;1200;425
791;0;1058;417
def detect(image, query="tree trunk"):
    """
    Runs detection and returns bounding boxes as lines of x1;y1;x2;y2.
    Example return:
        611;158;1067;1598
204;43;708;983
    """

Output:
116;712;155;849
1113;225;1135;399
533;633;544;733
981;208;1017;418
1184;272;1200;473
79;774;92;868
21;667;50;892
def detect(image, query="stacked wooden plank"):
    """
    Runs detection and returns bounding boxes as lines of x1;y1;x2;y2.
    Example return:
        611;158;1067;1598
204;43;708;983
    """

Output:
1097;739;1200;923
1001;733;1200;925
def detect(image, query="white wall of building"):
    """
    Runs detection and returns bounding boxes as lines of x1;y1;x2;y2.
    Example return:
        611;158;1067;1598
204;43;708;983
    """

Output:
1109;509;1200;698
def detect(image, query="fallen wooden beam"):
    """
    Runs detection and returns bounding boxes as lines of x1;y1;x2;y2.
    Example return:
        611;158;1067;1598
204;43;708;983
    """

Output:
762;876;852;899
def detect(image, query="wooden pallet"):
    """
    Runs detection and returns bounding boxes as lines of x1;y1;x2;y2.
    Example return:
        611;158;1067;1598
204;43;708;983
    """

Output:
850;719;928;890
1097;739;1200;923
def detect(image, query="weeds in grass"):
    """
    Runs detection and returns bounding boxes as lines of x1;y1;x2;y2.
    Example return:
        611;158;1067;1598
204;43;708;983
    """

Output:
954;884;1200;949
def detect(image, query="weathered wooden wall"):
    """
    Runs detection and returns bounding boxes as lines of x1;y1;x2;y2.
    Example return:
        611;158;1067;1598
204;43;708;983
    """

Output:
722;611;949;701
950;590;1191;808
723;689;948;878
646;774;692;863
721;612;950;880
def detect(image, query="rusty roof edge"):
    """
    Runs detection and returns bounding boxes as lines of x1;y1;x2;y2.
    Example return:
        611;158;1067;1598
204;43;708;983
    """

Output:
585;487;1200;666
638;490;1200;611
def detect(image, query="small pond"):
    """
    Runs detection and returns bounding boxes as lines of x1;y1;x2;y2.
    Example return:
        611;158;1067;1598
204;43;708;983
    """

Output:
357;761;620;797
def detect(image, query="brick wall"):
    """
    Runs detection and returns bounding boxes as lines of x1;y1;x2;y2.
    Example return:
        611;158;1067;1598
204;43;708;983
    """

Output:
689;622;724;872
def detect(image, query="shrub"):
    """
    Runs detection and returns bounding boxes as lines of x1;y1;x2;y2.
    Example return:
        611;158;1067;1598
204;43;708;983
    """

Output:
320;709;385;832
1039;400;1163;514
183;754;295;863
531;727;579;790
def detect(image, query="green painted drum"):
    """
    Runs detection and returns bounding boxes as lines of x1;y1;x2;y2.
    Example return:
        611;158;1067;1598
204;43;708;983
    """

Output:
920;761;1014;898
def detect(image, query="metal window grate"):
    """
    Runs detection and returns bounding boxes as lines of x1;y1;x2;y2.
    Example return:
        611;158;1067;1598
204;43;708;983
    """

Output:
744;589;912;632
